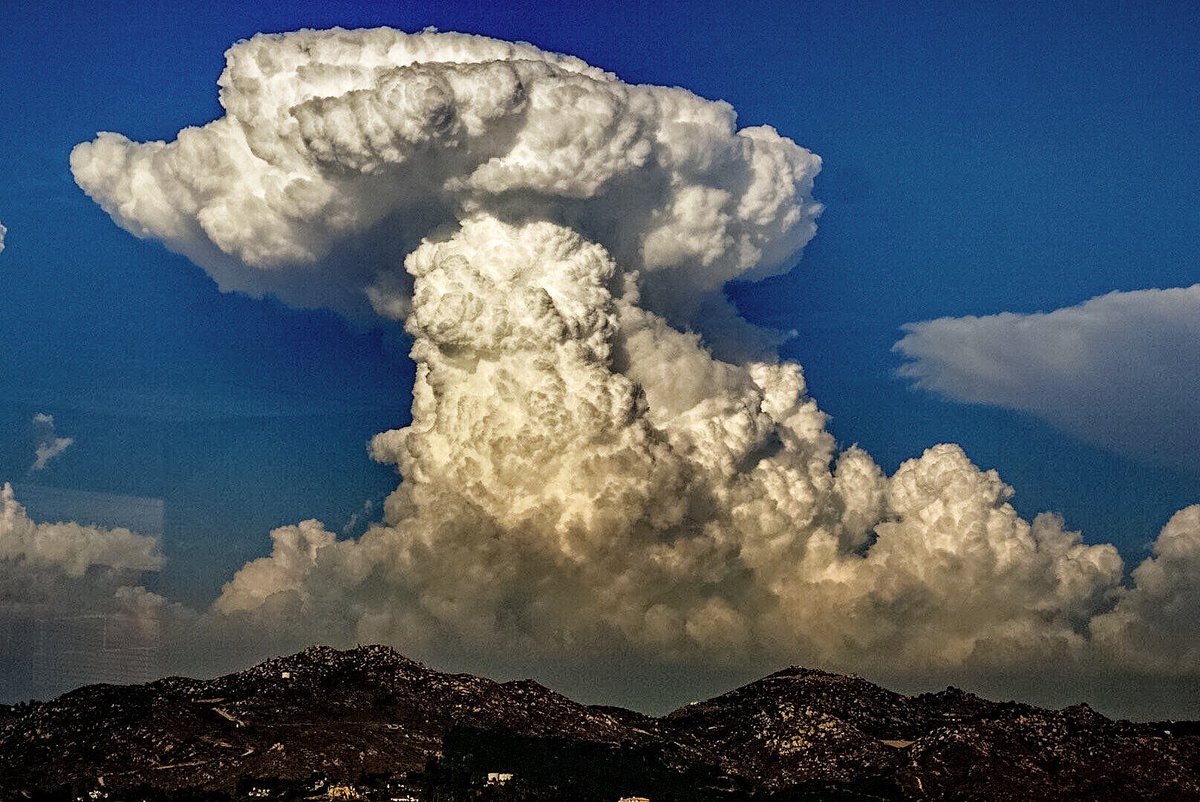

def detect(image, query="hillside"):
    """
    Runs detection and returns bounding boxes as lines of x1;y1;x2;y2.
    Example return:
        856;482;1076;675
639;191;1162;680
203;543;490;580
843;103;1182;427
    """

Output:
1;646;1197;800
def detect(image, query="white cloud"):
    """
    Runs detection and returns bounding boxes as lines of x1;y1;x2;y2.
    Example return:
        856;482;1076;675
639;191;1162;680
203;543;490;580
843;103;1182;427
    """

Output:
30;413;74;472
0;483;162;576
67;28;1200;710
70;27;821;351
1091;504;1200;674
0;220;6;253
894;285;1200;469
208;216;1138;678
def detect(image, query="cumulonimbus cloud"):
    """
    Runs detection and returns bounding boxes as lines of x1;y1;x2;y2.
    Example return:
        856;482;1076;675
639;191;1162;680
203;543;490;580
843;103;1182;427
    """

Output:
894;285;1200;470
59;27;1200;707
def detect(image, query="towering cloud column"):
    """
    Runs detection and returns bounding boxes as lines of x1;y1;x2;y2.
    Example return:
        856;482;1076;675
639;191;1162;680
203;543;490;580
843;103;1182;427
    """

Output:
70;27;1199;687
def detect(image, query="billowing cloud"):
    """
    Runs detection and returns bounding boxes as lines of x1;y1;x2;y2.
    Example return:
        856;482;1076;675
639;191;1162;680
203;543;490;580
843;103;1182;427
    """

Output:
67;27;1200;709
209;217;1126;678
894;285;1200;470
1091;505;1200;674
0;483;162;576
0;483;165;699
70;27;820;352
30;413;74;472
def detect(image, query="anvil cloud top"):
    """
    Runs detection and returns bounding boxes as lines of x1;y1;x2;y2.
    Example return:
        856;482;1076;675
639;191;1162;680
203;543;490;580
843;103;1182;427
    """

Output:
49;29;1200;698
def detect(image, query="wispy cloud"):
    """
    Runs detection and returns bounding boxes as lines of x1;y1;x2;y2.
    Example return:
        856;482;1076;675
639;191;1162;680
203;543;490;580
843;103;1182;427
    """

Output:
895;285;1200;471
31;412;74;472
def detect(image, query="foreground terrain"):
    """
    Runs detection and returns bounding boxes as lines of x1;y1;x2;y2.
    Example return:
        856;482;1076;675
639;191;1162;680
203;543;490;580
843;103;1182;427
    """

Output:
1;645;1197;800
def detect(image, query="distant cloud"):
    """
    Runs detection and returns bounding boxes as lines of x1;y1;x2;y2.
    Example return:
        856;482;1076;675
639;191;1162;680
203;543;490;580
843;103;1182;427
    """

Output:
341;497;378;536
0;483;165;700
895;286;1200;470
30;413;74;472
0;483;162;576
0;220;6;253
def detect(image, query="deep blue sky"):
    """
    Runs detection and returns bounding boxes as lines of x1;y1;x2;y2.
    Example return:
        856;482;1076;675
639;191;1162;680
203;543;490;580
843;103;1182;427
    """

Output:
1;0;1196;604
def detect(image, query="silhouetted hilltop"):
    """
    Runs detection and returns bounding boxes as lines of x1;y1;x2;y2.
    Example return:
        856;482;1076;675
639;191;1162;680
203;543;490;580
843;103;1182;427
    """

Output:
1;645;1197;800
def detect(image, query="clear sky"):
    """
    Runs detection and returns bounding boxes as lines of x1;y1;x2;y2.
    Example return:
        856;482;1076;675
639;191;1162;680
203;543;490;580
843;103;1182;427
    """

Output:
0;0;1198;711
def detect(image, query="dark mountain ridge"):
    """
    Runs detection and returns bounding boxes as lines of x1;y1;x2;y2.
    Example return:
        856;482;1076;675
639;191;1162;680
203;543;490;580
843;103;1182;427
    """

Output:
1;645;1197;800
